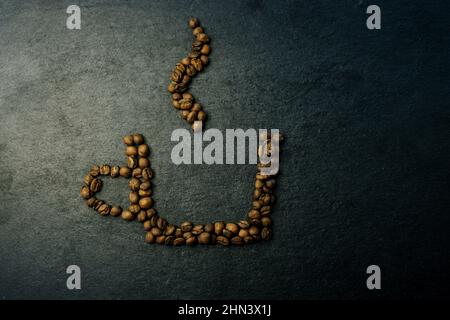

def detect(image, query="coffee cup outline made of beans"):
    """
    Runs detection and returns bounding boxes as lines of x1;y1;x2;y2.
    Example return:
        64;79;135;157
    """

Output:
80;18;284;246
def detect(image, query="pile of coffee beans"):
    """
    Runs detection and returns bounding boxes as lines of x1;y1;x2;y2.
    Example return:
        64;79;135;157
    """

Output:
80;19;284;246
168;17;210;131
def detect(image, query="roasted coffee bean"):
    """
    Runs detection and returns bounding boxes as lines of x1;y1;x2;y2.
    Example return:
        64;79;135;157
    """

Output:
200;55;208;66
129;192;139;204
142;168;153;180
193;26;203;36
128;204;141;214
173;237;185;246
238;229;249;238
126;146;138;156
186;236;197;246
261;217;272;227
238;220;250;229
98;204;110;216
173;92;182;100
139;189;152;197
192;224;204;235
244;236;254;244
110;206;122;217
186;64;197;76
188;17;199;29
216;236;229;246
261;227;271;240
133;134;144;145
128;178;140;191
260;206;271;217
253;189;261;200
204;223;214;233
200;44;210;55
156;235;166;245
139;197;153;209
127;156;137;169
146;208;157;219
196;33;209;43
191;58;203;72
248;209;261;220
165;236;176;245
225;223;239;234
137;210;147;222
80;186;91;199
140;181;151;190
110;166;120;177
83;174;94;186
119;166;131;177
192;40;203;51
249;226;260;236
181;221;193;232
90;165;100;177
121;210;134;221
255;179;264;189
172;69;183;83
188;51;201;59
90;178;102;193
252;201;262;210
186;111;197;123
150;216;158;227
266;179;276;188
231;236;244;245
138;157;149;169
132;168;142;178
183;232;193;240
94;200;104;211
181;57;191;65
86;197;97;207
145;232;155;243
157;217;167;230
123;135;134;146
138;144;149;157
222;229;233;239
197;111;206;121
214;221;225;235
197;232;211;244
260;194;271;206
250;219;262;228
143;220;152;231
164;224;176;236
150;227;162;237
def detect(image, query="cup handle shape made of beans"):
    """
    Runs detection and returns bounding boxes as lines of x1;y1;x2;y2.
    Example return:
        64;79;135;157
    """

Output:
80;18;284;246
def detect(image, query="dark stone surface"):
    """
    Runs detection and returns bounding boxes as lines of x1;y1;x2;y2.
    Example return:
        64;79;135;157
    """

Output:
0;0;449;299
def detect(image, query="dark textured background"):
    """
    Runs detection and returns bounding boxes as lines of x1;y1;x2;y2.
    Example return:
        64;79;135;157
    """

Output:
0;0;449;299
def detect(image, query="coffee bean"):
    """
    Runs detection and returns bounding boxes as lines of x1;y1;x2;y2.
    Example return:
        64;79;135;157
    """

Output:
183;232;193;240
196;33;209;43
119;166;131;177
181;221;193;232
126;146;138;156
252;201;262;210
151;227;161;237
86;197;96;207
164;224;176;236
238;229;249;238
139;197;153;209
181;57;190;66
146;208;157;219
186;111;197;123
127;156;137;169
260;206;271;217
260;194;271;206
98;204;110;216
157;217;167;230
249;226;260;236
150;216;158;227
200;55;208;66
216;236;229;246
129;192;139;204
110;166;120;177
244;236;254;244
261;217;272;227
138;157;149;169
137;210;147;222
121;210;134;221
198;232;211;244
186;236;197;246
238;220;250;229
250;219;262;228
192;224;204;235
173;237;186;246
128;178;140;191
231;236;244;245
133;134;144;145
193;27;203;36
143;220;152;231
138;144;149;157
214;221;225;235
200;44;210;55
128;204;141;214
225;223;239;234
248;209;260;220
222;229;234;239
89;165;100;177
197;111;206;121
110;206;122;217
191;58;203;72
83;174;94;186
145;232;155;243
132;168;142;178
93;200;104;211
80;186;91;199
156;235;166;245
165;236;176;245
253;189;261;200
139;189;152;197
204;223;214;233
90;178;102;193
142;168;153;180
140;181;151;190
255;179;264;189
188;18;199;29
261;227;271;240
123;135;134;146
